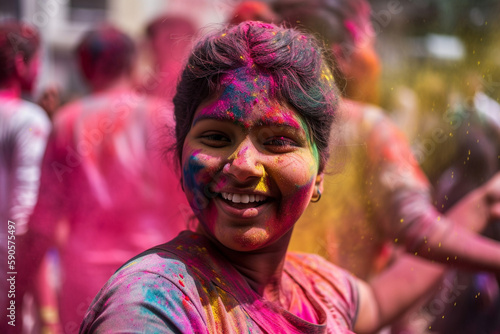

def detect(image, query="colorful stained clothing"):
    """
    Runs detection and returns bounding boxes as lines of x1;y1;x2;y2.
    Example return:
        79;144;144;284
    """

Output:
81;231;359;333
26;89;190;333
0;97;51;232
0;97;50;318
289;100;439;278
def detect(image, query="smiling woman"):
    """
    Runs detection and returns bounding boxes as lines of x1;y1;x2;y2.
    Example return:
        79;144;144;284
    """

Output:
80;21;360;333
78;21;500;334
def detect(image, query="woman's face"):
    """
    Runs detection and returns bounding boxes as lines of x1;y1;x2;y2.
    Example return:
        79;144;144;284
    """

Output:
181;67;322;252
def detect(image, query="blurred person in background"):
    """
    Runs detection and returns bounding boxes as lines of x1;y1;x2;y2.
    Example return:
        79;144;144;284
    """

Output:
227;0;278;25
21;25;190;334
139;15;196;100
37;84;61;121
392;68;500;333
0;21;51;334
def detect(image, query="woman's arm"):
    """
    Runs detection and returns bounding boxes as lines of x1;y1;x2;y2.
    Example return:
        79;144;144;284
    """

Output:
410;173;500;275
354;254;443;334
354;173;500;333
365;109;500;275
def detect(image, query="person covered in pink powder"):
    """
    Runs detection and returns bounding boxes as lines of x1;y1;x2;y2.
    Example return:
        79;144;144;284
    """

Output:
22;25;190;333
0;21;51;333
80;21;500;333
140;15;197;100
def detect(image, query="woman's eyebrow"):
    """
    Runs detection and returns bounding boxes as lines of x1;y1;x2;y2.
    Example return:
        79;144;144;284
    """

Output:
192;111;241;126
253;116;302;131
192;108;306;135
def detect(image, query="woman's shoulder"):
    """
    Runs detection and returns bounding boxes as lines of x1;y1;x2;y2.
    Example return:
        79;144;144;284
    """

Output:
81;231;215;333
110;231;214;282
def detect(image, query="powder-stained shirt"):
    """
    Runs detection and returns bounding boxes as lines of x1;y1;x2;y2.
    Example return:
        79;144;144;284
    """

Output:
0;97;50;314
0;97;51;232
80;231;359;334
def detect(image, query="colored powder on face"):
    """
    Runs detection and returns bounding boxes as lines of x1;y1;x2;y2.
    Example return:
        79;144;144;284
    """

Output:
210;173;229;193
254;166;269;193
310;141;320;170
289;178;315;209
229;145;249;161
194;67;281;128
296;116;320;170
182;151;204;196
259;107;301;129
182;150;220;216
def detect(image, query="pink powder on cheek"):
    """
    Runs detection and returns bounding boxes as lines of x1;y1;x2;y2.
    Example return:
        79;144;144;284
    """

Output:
212;173;229;191
280;177;315;220
182;150;221;226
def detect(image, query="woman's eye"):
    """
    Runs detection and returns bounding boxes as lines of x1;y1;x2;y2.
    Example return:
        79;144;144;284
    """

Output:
200;133;231;147
264;136;298;151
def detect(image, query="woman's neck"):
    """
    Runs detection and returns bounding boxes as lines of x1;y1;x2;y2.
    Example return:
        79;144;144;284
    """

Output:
202;227;293;303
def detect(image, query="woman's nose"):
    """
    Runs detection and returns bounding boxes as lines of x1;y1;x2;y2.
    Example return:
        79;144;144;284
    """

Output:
224;141;264;182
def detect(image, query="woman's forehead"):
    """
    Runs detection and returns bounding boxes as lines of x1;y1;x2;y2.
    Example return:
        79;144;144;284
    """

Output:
193;67;304;130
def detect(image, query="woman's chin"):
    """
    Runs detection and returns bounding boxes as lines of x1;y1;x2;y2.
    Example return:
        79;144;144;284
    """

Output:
217;227;272;252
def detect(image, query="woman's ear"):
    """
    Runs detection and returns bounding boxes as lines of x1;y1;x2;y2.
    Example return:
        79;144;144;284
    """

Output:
315;173;324;195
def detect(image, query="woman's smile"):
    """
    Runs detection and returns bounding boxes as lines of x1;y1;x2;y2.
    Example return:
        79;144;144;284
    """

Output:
215;190;272;219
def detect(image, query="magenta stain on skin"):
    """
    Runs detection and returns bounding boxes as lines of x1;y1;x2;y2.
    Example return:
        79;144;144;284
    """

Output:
212;174;229;191
232;146;249;163
259;107;301;129
183;152;218;210
282;177;316;217
194;67;282;128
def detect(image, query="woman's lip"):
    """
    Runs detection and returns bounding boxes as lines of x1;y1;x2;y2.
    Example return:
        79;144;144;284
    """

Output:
214;196;272;219
220;192;268;204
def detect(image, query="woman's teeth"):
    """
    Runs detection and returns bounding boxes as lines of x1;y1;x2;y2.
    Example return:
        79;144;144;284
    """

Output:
221;192;266;204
